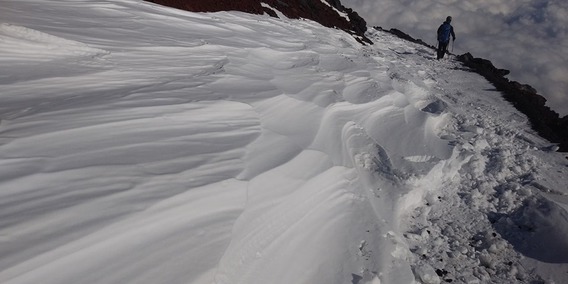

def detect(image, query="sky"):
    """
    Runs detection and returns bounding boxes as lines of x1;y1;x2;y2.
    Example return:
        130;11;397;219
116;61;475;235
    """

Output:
342;0;568;116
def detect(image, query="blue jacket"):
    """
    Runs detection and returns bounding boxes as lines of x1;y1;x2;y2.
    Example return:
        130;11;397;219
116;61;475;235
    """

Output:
437;21;455;43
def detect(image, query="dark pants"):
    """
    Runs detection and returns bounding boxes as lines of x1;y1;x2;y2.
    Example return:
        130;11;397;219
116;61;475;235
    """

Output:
437;41;449;59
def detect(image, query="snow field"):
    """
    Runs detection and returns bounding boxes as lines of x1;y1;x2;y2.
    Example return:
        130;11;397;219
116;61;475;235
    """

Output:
1;1;567;284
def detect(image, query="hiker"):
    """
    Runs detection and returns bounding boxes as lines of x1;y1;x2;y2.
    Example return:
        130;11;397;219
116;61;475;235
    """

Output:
437;16;456;60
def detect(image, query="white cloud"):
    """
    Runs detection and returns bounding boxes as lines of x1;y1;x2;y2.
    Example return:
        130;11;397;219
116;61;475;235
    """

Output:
342;0;568;116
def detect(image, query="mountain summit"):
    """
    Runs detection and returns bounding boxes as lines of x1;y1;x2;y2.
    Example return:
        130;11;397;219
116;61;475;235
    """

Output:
1;0;568;284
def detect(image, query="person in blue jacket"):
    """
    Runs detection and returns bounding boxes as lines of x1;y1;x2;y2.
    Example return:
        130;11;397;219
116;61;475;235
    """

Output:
437;16;456;59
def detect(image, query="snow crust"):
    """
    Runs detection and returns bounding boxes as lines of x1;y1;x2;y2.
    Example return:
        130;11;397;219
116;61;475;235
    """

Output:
1;1;567;283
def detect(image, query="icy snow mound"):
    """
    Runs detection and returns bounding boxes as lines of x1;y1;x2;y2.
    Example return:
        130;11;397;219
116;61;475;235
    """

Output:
0;23;108;59
0;1;567;284
0;23;109;84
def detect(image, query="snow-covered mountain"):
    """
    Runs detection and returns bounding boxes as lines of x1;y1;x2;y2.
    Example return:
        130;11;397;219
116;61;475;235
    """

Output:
1;0;567;283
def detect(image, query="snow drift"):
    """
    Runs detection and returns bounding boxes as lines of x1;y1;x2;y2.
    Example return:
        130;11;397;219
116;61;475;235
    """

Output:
1;0;567;283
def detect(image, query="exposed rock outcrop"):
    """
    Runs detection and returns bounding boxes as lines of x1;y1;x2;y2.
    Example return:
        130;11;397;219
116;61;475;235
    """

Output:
145;0;370;43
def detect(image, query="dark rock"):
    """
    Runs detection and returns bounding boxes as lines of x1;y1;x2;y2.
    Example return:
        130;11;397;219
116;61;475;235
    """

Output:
145;0;371;43
435;268;449;277
457;53;510;77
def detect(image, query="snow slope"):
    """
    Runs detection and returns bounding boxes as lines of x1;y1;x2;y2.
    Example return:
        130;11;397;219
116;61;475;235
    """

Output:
1;1;567;283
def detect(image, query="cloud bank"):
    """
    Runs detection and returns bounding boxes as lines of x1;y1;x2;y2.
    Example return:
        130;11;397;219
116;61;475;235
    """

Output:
342;0;568;116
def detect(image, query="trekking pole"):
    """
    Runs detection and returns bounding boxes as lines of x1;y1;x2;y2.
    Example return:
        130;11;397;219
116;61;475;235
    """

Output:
451;39;454;53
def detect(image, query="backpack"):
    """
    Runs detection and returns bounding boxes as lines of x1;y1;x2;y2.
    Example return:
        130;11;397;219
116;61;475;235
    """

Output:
437;22;452;43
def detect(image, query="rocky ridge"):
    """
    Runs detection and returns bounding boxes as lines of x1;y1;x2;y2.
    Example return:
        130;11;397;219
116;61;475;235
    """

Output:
145;0;370;43
456;52;568;152
377;27;568;153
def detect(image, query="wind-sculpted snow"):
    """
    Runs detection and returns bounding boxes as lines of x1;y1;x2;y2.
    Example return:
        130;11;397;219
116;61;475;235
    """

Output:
1;1;567;284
